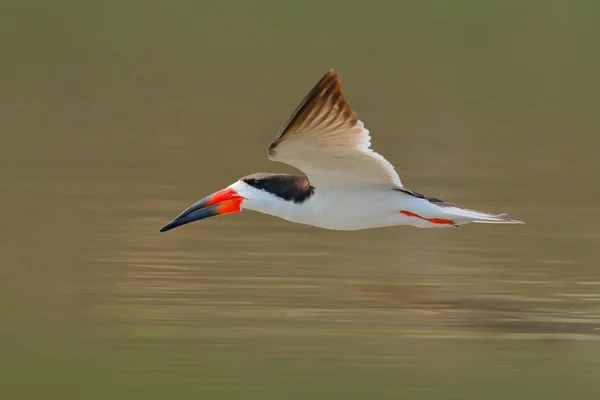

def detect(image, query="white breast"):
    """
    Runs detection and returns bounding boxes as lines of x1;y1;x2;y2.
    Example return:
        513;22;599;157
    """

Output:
297;188;411;230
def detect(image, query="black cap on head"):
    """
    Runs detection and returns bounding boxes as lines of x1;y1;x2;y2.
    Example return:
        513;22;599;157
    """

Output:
241;173;314;203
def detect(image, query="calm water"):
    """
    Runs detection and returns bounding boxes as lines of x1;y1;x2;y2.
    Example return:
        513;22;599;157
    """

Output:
2;1;600;399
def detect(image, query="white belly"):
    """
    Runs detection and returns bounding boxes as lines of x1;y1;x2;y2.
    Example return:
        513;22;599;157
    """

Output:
278;188;444;230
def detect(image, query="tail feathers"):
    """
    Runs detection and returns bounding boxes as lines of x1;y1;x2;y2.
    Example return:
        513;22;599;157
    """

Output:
471;212;524;224
442;207;524;225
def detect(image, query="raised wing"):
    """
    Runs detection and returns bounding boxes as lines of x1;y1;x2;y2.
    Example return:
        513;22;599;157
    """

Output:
267;69;403;188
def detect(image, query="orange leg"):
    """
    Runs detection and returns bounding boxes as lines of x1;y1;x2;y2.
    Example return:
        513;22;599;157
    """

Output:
400;210;454;225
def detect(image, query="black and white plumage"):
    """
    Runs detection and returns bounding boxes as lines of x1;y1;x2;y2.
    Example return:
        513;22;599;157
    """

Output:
160;70;523;232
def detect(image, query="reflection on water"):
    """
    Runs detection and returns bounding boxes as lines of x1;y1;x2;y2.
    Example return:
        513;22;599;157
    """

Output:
2;1;600;399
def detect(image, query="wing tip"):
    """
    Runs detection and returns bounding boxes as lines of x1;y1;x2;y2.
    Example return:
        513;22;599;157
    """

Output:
268;68;343;156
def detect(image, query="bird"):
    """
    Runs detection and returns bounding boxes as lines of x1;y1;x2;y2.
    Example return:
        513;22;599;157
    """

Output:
160;69;523;233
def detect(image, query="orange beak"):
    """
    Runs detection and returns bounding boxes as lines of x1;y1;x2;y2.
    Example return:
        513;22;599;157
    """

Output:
159;188;244;232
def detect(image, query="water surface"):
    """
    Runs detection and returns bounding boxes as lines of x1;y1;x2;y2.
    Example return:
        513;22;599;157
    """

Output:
1;1;600;399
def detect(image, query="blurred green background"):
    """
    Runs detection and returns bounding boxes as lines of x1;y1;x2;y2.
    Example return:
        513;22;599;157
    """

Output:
1;1;599;399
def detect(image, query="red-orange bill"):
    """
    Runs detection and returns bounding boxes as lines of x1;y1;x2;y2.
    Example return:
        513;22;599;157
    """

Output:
159;188;244;232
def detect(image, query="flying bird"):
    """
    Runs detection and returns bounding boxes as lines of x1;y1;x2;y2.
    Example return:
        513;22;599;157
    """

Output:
160;70;523;232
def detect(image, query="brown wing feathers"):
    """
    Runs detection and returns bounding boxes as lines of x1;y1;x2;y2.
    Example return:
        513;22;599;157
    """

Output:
268;69;359;156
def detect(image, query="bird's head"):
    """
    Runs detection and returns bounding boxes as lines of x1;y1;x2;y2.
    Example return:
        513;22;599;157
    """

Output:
159;173;313;232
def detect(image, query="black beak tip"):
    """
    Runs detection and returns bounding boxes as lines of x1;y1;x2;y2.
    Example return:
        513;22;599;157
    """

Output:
159;223;173;232
159;202;223;233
